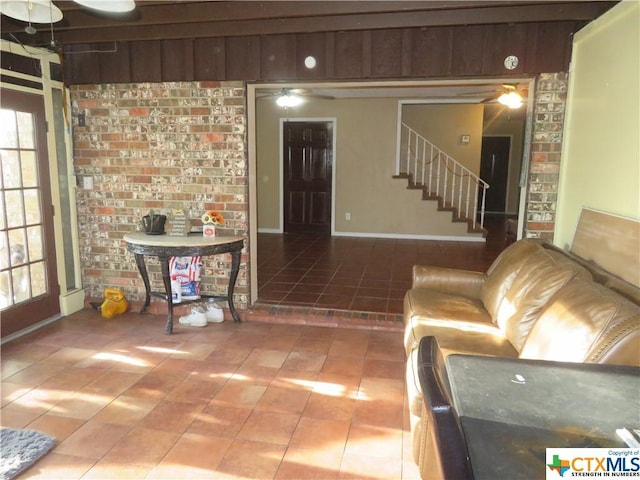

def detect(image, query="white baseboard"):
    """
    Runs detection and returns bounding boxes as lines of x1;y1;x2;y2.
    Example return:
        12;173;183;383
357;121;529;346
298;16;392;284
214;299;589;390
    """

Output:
60;288;86;316
258;228;283;234
331;231;486;242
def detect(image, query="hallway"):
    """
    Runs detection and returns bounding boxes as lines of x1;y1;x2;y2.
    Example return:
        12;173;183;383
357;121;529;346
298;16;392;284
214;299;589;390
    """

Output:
257;215;511;315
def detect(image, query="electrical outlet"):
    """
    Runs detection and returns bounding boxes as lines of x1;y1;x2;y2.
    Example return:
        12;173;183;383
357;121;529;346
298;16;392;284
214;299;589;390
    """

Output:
345;212;351;221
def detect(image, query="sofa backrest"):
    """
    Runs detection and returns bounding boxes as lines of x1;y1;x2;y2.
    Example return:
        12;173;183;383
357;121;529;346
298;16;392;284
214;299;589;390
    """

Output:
481;239;542;320
493;248;593;351
519;278;640;366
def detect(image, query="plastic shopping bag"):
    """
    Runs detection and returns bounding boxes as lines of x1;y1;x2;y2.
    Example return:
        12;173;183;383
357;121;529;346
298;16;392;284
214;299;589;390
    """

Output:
169;256;203;301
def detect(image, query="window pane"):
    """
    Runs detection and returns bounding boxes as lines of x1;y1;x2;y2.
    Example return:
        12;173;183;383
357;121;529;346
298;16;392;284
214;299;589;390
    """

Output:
0;193;5;230
16;112;35;149
12;265;30;303
8;229;27;266
1;150;22;188
31;261;46;297
27;225;43;261
0;271;12;307
0;110;18;148
24;189;41;225
0;231;8;269
5;191;24;228
21;151;39;187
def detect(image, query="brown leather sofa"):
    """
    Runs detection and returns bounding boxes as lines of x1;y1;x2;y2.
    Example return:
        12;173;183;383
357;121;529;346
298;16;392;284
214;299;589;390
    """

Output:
403;238;640;466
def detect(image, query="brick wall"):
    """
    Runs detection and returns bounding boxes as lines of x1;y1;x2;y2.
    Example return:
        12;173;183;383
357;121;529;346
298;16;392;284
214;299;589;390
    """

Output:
71;81;249;309
525;72;568;240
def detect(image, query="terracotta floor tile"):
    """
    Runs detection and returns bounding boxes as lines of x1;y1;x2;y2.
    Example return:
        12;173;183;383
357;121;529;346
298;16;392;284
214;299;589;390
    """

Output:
211;379;267;408
0;402;46;428
322;355;365;377
289;416;351;453
1;359;32;381
362;358;406;380
26;414;85;443
152;432;232;475
39;347;97;367
165;377;223;404
138;400;204;433
216;439;287;480
91;394;160;425
95;426;179;465
243;348;290;369
344;423;403;460
339;451;403;479
17;452;95;480
82;370;144;397
281;350;327;373
236;410;300;445
255;384;311;415
3;363;65;388
275;446;342;479
54;420;131;460
122;371;183;400
352;397;404;428
38;367;106;391
0;382;31;407
303;392;356;422
187;403;253;439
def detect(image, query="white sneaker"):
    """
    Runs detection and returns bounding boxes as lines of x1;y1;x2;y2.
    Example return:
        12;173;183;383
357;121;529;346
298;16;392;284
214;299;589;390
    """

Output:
178;306;207;327
205;303;224;323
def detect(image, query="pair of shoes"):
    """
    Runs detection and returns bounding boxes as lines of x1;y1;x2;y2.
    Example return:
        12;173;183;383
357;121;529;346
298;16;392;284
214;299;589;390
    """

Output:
205;303;224;323
178;306;207;327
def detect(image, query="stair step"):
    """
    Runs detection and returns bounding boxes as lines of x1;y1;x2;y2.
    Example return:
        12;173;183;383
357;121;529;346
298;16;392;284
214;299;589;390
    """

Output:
393;173;486;238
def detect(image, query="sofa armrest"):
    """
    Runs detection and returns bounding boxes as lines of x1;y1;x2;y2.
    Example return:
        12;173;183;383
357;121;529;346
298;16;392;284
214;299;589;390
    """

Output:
412;265;485;298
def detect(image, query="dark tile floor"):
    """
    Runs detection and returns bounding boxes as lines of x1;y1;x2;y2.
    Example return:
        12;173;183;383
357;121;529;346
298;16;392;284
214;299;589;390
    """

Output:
257;215;511;315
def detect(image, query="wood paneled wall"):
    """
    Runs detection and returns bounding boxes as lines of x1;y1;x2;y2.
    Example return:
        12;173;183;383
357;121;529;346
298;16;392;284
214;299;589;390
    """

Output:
63;22;580;84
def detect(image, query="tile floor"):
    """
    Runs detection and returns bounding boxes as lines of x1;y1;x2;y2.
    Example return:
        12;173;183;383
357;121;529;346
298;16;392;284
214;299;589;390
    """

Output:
1;309;419;479
257;214;510;314
1;215;513;479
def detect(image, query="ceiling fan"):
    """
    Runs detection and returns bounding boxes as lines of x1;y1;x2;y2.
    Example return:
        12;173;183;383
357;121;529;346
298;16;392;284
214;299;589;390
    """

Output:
257;88;334;107
459;83;528;108
1;0;136;52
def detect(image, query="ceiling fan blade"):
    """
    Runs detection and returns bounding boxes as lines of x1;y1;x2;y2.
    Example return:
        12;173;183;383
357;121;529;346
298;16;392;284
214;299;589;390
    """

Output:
482;92;502;103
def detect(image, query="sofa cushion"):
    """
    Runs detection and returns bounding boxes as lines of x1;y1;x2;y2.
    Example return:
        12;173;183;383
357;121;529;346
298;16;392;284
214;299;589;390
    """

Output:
404;289;491;353
520;278;640;366
481;239;542;321
494;248;594;351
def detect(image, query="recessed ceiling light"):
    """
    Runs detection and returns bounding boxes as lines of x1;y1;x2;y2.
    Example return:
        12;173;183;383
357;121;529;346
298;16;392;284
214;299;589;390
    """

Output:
304;56;317;69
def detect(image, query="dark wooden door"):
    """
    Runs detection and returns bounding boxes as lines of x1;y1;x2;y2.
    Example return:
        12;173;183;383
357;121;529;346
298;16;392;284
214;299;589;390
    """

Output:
1;89;60;338
283;122;333;234
479;136;510;213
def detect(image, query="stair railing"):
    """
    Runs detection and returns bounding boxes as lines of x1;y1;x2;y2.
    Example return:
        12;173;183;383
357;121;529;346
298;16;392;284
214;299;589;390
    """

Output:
399;123;489;230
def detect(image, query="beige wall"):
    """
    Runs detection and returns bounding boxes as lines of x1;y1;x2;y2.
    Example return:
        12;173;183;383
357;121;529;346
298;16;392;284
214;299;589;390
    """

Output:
256;97;481;238
401;104;483;174
555;0;640;248
482;104;527;214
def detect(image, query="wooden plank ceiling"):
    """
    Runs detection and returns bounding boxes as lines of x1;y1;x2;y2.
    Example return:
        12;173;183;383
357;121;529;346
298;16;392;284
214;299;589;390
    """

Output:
1;1;618;47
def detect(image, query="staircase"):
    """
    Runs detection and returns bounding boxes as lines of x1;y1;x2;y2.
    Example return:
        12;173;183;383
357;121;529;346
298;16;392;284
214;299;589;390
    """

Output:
394;123;489;236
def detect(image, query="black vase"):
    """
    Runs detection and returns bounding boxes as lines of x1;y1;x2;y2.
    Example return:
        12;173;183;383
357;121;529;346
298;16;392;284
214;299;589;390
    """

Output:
142;215;167;234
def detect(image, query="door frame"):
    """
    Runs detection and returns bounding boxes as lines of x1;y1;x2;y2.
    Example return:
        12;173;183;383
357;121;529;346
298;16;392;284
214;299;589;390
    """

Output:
278;117;337;234
1;41;84;342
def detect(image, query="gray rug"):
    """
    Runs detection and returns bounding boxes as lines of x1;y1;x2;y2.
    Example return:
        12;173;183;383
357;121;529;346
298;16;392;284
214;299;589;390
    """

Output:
0;428;56;480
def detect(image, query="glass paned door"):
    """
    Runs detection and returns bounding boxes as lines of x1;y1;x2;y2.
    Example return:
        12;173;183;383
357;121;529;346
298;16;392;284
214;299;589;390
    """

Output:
1;89;59;337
